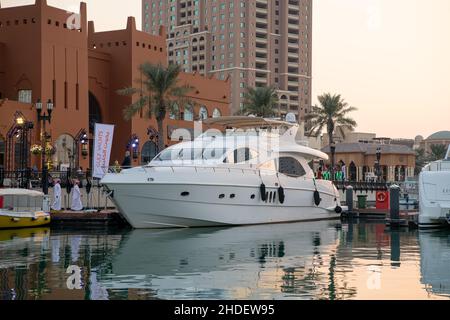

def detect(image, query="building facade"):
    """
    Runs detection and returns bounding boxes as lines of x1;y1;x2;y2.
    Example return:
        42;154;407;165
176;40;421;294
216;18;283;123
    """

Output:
0;0;230;172
321;143;416;182
143;0;313;120
418;131;450;155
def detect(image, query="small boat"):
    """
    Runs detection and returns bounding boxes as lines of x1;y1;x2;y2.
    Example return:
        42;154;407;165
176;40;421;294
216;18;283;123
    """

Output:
418;145;450;229
0;189;51;229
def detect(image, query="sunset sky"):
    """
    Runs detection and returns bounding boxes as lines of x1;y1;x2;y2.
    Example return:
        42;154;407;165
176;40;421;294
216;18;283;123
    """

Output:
3;0;450;139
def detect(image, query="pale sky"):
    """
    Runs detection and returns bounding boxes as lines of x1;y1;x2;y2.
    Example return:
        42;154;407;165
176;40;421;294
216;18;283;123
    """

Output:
3;0;450;139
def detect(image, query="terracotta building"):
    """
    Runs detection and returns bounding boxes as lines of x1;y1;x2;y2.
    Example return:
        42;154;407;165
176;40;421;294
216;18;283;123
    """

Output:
143;0;313;119
322;143;416;182
0;0;230;172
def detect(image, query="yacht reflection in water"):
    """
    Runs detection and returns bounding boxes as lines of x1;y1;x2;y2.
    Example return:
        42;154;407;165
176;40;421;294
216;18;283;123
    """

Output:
100;221;346;300
419;231;450;297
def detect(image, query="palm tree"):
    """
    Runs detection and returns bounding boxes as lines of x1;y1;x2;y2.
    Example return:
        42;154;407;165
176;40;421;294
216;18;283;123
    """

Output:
429;144;447;161
305;93;357;175
240;86;279;117
118;63;192;152
415;148;427;175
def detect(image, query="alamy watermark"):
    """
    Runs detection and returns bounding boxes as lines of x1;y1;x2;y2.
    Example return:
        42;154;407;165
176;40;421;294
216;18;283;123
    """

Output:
66;265;83;290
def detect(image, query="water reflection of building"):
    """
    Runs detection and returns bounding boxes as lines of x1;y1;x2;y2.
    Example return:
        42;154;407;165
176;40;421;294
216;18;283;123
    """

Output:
0;229;145;300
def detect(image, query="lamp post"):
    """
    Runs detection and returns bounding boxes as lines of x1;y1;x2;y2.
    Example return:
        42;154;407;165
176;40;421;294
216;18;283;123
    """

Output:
14;115;34;188
330;141;336;181
35;99;54;195
376;146;382;182
127;134;140;161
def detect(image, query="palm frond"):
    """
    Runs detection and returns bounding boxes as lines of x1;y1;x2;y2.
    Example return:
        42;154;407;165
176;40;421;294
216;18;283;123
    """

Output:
122;95;149;121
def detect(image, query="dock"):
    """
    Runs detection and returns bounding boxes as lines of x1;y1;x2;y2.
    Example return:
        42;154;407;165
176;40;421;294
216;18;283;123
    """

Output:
50;210;129;227
342;207;419;229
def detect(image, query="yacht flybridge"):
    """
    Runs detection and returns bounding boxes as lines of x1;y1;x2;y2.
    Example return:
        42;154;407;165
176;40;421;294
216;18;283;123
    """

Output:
419;145;450;228
101;117;344;229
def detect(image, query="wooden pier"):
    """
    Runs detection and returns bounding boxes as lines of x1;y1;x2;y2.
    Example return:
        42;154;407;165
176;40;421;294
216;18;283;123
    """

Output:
342;207;419;229
50;210;129;227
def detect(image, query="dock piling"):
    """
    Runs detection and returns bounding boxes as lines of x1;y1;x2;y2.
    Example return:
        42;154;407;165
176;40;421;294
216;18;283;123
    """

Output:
346;185;354;213
386;184;408;228
390;184;400;220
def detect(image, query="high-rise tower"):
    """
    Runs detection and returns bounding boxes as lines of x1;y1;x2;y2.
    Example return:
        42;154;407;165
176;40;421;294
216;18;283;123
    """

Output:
143;0;312;120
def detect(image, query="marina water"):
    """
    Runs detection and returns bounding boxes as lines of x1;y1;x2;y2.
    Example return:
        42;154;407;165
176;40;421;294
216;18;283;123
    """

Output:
0;221;449;300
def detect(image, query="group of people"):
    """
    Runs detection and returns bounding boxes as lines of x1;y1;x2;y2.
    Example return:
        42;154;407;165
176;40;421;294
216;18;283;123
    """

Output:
315;162;347;181
50;178;83;212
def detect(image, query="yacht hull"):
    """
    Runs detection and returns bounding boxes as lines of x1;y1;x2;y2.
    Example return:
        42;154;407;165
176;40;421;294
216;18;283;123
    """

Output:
104;182;341;229
419;170;450;229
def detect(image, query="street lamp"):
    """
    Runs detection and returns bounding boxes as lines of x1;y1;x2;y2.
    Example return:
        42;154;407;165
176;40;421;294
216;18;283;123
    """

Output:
127;134;140;160
14;114;34;188
330;141;336;181
35;99;54;194
376;146;382;182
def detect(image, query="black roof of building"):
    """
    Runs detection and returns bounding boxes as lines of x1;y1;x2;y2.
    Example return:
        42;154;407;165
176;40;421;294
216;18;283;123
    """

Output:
321;143;415;155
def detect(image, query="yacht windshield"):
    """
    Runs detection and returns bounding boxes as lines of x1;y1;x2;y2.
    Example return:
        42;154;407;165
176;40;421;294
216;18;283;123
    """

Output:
154;148;227;161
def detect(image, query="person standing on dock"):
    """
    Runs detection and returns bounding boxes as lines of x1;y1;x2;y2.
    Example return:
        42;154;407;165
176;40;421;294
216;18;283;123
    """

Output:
51;178;62;211
121;151;131;169
71;179;83;211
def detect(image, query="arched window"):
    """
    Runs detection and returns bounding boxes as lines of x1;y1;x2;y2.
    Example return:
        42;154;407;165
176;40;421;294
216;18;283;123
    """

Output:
169;103;180;120
53;134;75;169
199;106;208;120
141;141;159;163
183;105;194;121
212;108;222;118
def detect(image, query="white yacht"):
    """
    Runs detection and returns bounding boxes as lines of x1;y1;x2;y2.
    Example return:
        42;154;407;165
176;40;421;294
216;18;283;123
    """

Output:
418;145;450;228
101;117;343;229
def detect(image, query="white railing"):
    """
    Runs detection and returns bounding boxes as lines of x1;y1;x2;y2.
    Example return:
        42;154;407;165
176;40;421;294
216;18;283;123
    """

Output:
142;165;261;175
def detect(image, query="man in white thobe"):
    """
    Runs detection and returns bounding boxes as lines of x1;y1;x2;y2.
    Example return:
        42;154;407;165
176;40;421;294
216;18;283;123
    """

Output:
71;180;83;211
51;179;62;211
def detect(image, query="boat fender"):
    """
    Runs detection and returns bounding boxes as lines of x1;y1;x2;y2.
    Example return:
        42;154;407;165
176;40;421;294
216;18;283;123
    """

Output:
335;206;343;214
314;190;322;206
278;186;285;204
11;217;20;222
260;183;267;201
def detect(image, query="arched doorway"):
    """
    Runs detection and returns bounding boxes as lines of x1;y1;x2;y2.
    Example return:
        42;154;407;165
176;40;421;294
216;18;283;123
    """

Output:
141;140;159;164
0;136;5;169
53;134;75;171
349;161;357;181
89;92;102;168
89;92;102;134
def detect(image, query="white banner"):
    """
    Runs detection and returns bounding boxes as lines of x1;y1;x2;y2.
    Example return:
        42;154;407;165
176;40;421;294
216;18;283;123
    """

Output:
92;123;115;179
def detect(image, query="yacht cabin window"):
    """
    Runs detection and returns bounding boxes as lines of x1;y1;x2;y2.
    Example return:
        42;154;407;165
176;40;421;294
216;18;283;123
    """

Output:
278;157;306;177
154;148;227;161
224;148;258;164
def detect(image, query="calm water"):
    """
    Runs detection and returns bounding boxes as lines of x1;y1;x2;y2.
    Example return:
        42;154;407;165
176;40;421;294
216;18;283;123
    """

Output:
0;221;449;300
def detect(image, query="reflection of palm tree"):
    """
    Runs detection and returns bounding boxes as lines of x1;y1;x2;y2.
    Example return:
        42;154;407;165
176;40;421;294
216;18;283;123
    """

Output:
328;254;337;300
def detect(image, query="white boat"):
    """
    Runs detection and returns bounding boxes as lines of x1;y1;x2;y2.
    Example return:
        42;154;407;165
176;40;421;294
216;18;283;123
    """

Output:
101;117;344;229
0;189;51;229
418;145;450;228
